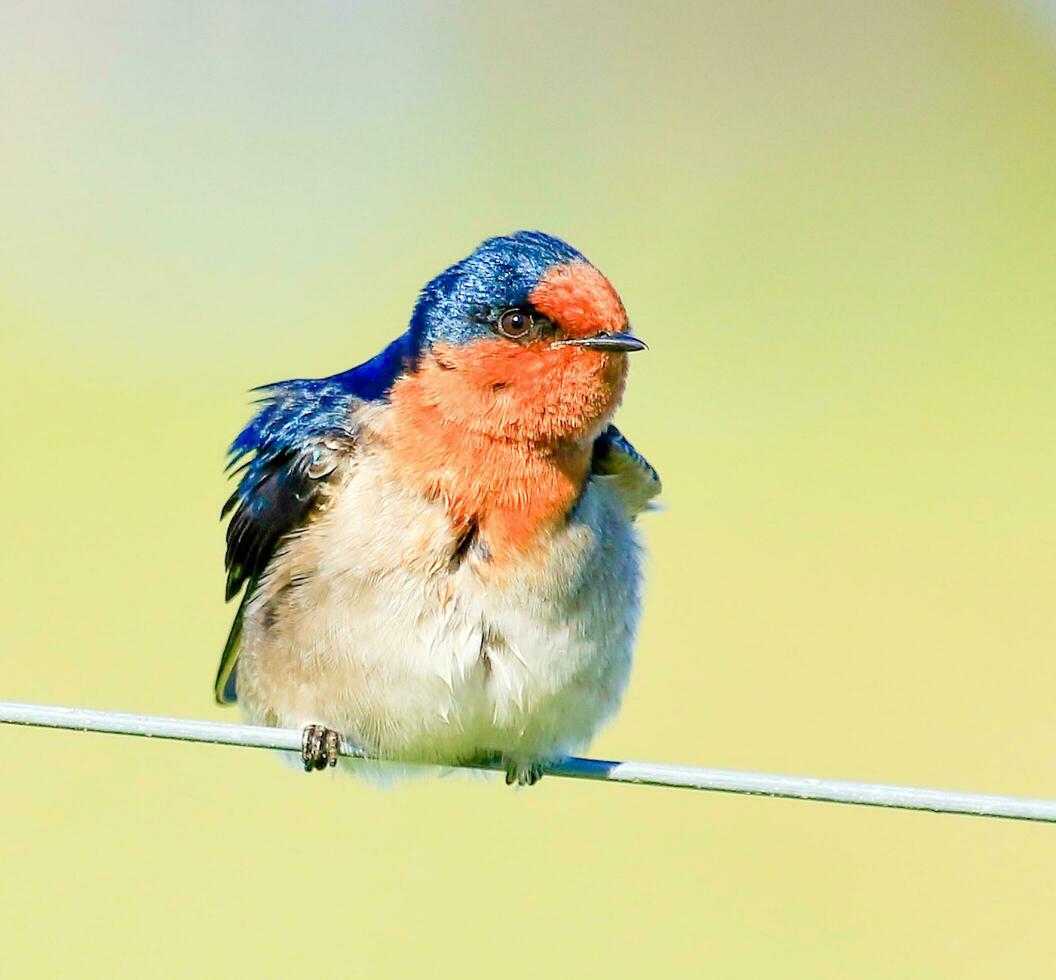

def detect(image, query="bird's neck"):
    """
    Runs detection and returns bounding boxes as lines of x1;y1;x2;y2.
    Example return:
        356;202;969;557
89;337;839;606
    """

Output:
384;346;622;562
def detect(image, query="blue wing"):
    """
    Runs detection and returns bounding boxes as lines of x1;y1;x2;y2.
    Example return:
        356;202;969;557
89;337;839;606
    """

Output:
215;336;415;704
590;425;661;515
222;380;355;602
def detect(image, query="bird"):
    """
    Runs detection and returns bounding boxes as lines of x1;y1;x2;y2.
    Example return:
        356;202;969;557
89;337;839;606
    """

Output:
215;230;660;785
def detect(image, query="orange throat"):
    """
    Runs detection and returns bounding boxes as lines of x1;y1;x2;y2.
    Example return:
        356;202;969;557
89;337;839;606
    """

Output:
385;339;627;562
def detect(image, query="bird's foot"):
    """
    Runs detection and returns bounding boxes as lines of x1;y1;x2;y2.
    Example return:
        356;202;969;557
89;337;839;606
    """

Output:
503;758;545;787
301;724;340;772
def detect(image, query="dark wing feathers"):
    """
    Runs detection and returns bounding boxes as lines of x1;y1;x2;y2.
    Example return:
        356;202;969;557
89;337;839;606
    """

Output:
590;424;661;515
215;377;362;703
223;441;342;601
214;575;255;705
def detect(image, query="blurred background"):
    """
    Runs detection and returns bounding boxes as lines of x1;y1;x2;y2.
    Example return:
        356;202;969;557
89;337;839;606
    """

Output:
2;1;1054;976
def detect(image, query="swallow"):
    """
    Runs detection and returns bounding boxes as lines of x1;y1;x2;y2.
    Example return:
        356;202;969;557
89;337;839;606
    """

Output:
216;231;660;785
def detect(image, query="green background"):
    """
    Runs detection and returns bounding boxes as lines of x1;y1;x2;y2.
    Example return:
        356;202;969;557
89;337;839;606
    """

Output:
2;2;1054;976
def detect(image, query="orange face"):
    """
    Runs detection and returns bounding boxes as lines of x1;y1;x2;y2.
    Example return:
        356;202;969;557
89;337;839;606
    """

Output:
384;260;634;560
406;336;628;444
395;260;632;444
529;260;629;339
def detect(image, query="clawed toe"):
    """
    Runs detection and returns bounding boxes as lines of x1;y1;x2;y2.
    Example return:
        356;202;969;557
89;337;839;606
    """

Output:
301;724;340;772
503;759;545;787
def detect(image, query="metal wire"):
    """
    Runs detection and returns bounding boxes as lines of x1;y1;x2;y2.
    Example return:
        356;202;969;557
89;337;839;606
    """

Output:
1;699;1054;823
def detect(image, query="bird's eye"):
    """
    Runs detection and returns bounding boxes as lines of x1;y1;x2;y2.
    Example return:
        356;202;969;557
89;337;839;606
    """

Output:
497;308;533;340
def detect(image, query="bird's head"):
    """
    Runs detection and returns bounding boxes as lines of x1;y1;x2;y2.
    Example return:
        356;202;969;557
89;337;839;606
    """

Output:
403;230;645;444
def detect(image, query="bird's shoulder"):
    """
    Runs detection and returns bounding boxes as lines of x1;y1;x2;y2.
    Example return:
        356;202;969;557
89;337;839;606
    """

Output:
589;424;661;516
222;336;413;603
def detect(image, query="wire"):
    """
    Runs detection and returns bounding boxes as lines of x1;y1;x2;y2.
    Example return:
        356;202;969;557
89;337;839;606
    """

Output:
1;700;1053;823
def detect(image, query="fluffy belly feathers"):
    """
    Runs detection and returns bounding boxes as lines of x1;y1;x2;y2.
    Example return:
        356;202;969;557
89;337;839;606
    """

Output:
235;449;641;766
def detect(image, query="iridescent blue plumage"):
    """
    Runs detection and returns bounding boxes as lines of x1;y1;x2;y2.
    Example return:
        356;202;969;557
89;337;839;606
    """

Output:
409;230;585;348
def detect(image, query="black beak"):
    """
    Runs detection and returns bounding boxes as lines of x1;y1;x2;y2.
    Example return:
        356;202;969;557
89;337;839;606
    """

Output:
560;331;648;352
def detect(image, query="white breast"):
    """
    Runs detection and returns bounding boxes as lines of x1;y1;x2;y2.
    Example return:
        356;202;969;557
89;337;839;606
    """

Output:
235;443;643;770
